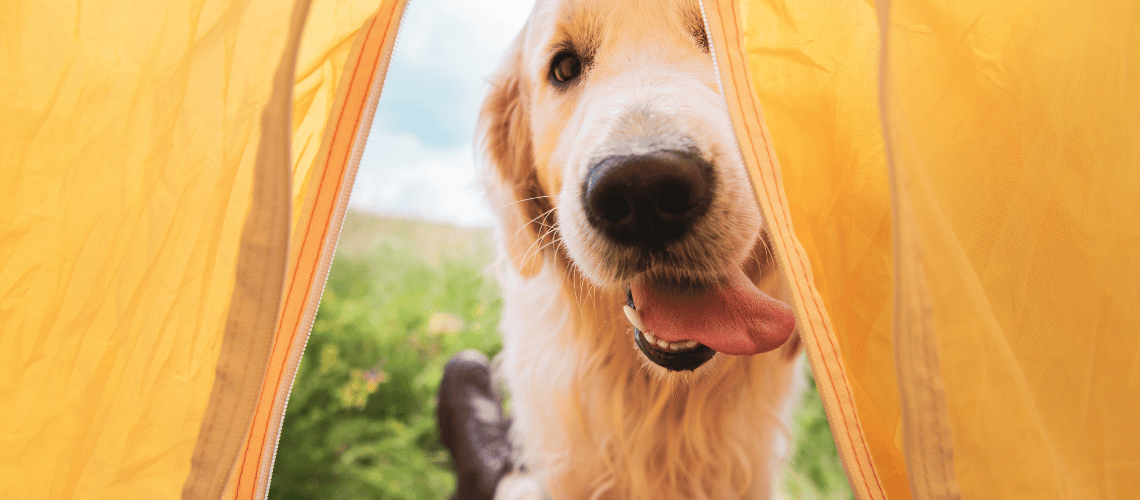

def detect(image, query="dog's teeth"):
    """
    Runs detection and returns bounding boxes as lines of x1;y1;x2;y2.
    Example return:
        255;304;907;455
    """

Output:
629;316;701;352
623;305;648;332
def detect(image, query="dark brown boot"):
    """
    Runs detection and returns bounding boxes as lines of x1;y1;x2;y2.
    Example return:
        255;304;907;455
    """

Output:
437;350;513;500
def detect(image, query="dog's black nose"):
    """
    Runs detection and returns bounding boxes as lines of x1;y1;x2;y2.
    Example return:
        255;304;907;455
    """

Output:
583;150;714;247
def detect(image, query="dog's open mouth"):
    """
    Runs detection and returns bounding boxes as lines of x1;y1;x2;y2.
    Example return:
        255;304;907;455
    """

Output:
623;265;795;372
626;288;717;371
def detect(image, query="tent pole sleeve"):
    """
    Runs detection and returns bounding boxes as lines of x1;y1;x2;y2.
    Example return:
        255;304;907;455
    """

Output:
179;0;311;498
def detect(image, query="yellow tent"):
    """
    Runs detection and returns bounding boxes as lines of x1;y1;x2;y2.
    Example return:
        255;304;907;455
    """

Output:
2;0;407;497
2;0;1135;499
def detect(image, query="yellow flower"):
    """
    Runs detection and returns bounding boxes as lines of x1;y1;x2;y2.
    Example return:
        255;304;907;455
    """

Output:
427;312;462;334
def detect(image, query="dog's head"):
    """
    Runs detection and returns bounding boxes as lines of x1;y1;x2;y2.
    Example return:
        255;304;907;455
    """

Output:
481;0;795;373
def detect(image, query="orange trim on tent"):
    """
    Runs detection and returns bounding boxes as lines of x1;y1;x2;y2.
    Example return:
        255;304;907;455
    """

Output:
226;1;409;497
702;0;900;498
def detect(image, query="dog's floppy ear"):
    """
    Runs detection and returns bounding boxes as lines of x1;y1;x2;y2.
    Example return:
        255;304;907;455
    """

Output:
480;34;549;278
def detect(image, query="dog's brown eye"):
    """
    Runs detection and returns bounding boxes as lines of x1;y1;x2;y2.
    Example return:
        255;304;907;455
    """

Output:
550;52;582;84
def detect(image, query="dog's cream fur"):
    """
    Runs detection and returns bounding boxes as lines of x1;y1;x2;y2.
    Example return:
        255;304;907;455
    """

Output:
480;1;804;498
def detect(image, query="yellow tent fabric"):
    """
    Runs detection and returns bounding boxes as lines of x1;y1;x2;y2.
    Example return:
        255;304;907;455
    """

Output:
705;1;904;498
4;0;1136;498
1;0;403;497
220;2;406;498
716;0;1139;498
880;0;1140;497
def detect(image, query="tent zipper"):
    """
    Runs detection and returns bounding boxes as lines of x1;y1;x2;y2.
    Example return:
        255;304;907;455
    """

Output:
259;1;412;498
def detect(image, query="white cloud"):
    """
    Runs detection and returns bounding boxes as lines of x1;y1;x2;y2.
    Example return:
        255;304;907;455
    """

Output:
350;130;495;228
398;0;532;74
349;0;532;227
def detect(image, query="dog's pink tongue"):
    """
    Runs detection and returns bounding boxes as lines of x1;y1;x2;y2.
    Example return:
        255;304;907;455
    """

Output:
631;267;795;356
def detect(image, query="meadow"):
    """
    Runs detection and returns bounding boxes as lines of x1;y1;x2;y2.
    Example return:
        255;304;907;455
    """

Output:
268;211;852;499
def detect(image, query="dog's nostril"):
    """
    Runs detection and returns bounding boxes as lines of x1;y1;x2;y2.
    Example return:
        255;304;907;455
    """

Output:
655;181;691;216
583;149;714;247
598;193;632;222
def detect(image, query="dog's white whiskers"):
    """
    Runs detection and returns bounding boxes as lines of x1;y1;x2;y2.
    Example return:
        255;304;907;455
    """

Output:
544;221;602;314
527;236;562;267
495;194;553;213
528;219;561;261
514;207;560;268
503;205;558;261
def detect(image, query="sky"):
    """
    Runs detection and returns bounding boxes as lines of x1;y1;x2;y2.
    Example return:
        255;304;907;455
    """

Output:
348;0;534;228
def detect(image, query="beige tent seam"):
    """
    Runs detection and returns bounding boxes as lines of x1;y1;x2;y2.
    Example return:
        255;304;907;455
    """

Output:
224;1;411;498
179;0;312;498
876;2;961;498
701;1;888;499
905;167;1084;497
888;170;962;500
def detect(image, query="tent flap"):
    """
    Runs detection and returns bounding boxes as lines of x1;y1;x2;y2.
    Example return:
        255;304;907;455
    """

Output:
726;0;1139;498
706;0;906;498
1;0;299;496
0;0;400;497
883;0;1140;497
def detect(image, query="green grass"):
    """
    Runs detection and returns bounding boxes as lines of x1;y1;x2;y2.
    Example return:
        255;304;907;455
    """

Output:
269;211;852;499
782;370;855;499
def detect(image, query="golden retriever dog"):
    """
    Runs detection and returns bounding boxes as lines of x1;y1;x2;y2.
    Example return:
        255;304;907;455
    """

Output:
478;0;803;498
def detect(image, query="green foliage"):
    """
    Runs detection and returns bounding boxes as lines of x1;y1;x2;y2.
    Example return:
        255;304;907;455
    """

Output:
781;370;855;500
269;234;502;500
270;214;852;499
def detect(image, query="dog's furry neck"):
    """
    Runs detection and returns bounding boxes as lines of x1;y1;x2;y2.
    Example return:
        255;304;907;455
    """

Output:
496;258;801;500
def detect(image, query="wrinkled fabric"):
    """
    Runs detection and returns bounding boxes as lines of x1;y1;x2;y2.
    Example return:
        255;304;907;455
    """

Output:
733;0;1139;498
881;0;1140;497
0;0;386;497
0;1;291;497
734;0;910;497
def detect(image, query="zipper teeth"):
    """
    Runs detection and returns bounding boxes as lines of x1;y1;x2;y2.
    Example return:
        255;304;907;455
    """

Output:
696;0;729;108
695;3;872;498
260;1;412;498
696;0;756;194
